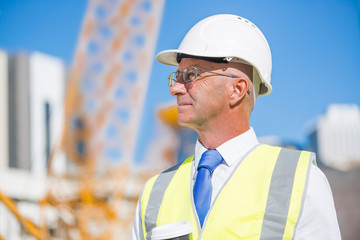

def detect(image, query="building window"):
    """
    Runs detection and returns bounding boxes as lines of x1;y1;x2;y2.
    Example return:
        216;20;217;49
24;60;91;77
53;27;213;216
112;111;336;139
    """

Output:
45;102;51;165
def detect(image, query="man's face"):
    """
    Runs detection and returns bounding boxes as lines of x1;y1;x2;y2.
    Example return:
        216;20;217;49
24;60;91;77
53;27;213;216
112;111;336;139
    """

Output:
169;58;231;130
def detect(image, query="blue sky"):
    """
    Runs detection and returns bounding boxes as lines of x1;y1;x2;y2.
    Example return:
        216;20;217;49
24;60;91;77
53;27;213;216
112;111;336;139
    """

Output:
1;0;359;162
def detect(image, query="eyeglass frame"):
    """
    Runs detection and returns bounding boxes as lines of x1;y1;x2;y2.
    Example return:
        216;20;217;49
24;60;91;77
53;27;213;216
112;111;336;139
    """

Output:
168;66;240;87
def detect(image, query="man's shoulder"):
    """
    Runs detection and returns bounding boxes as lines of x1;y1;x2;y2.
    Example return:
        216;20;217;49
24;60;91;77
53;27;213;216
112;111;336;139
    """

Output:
253;144;315;157
162;156;194;173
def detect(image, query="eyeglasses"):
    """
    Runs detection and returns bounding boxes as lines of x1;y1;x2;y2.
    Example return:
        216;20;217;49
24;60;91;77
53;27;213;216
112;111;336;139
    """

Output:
168;66;239;87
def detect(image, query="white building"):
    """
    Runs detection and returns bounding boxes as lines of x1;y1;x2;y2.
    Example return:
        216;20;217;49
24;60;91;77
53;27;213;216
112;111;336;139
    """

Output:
29;52;66;176
309;104;360;170
5;51;66;175
0;50;66;239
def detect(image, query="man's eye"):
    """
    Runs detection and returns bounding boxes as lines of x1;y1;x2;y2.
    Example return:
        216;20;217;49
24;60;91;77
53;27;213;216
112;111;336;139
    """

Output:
187;72;196;81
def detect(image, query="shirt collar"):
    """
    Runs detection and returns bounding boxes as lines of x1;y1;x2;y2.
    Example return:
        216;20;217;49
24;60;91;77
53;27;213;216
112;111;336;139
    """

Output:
193;127;259;171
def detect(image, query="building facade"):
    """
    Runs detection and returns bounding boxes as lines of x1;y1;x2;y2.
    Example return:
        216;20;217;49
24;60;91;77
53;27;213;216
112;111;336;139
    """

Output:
5;51;66;175
0;50;66;239
309;104;360;170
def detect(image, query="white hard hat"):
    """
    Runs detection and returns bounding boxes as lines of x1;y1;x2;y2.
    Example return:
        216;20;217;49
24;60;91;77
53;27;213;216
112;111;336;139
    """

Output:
156;14;272;97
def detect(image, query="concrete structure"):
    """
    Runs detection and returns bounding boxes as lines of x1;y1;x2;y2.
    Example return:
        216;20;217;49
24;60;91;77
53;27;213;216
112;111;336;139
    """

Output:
309;104;360;170
6;52;66;176
8;53;31;170
0;50;66;239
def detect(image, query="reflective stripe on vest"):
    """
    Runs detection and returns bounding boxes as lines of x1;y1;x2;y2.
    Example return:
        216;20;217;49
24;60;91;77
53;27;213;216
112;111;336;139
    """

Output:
144;162;183;233
141;145;314;240
260;148;303;239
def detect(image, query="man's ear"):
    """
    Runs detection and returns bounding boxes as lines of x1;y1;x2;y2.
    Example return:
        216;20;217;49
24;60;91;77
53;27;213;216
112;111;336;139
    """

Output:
229;78;248;106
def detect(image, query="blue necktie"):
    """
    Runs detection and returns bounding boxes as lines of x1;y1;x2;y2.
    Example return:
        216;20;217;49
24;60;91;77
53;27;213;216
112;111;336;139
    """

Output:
193;149;223;227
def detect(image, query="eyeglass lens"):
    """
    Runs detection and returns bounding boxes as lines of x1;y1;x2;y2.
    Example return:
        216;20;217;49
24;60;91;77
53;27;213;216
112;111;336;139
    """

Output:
168;67;199;87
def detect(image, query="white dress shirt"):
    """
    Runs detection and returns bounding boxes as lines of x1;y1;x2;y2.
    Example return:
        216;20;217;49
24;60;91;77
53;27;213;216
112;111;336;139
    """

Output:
132;128;342;240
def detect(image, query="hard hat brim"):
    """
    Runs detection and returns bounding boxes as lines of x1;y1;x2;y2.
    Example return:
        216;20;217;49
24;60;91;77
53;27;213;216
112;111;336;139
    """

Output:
156;49;185;66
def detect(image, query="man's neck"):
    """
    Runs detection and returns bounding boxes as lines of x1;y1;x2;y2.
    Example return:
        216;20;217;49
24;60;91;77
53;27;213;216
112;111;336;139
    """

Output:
196;119;250;149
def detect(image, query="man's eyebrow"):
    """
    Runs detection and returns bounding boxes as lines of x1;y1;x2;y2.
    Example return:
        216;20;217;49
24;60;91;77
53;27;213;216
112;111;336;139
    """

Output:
189;64;203;69
177;65;200;71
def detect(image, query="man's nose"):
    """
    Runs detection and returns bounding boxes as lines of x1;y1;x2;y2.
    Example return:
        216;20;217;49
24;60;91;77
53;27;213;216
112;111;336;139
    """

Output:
169;81;187;96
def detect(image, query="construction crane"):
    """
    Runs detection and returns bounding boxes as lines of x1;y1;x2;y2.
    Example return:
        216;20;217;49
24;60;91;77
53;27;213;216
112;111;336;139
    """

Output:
0;0;170;239
0;191;43;239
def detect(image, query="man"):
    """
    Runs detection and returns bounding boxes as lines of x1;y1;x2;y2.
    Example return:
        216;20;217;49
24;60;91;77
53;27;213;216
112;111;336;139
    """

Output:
132;14;341;240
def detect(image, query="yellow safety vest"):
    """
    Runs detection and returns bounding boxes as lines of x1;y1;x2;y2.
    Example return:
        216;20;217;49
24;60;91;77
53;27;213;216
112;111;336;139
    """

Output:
139;144;315;240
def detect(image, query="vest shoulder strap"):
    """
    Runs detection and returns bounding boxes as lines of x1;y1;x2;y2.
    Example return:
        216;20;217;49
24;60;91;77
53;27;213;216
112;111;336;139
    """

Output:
260;147;314;239
143;157;193;234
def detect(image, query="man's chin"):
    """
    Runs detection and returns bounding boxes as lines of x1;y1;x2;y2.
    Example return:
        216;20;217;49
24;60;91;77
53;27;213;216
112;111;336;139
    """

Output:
176;115;193;128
